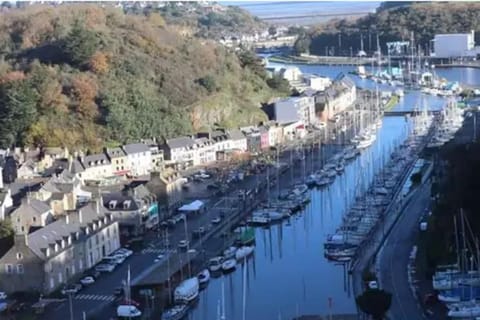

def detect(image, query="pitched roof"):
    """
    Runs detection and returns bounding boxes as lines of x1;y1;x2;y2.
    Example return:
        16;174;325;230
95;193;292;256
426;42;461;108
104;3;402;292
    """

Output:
102;192;140;211
82;154;110;169
28;202;109;260
11;199;51;219
166;136;196;149
69;159;85;174
106;147;126;159
122;143;149;155
227;129;245;141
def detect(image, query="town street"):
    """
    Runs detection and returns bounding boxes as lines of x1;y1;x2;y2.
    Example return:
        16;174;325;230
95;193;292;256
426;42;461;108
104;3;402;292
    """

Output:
378;180;431;320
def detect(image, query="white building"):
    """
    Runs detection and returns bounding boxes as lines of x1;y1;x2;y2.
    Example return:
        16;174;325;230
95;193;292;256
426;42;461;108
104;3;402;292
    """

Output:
432;31;476;58
302;74;332;91
273;96;316;125
122;143;152;177
279;67;302;81
193;138;216;165
80;153;112;181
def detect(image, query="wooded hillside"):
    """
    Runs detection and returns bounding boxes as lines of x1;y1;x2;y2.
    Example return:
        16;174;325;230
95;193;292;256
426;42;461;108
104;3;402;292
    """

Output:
297;2;480;56
0;4;282;151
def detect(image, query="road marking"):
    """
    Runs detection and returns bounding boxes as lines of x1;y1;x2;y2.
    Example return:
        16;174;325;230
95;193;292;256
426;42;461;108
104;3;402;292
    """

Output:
75;294;115;302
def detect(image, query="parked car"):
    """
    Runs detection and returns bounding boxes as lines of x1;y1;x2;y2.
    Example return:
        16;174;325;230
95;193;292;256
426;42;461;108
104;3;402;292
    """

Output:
102;256;124;265
211;217;222;224
117;305;142;318
178;240;189;250
116;248;133;258
86;270;101;279
368;281;379;290
0;292;7;300
61;284;82;295
95;264;116;273
80;276;95;286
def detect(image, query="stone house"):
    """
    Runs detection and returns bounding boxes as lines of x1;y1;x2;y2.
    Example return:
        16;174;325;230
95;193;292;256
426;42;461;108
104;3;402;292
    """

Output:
106;147;129;177
0;202;120;294
10;198;54;235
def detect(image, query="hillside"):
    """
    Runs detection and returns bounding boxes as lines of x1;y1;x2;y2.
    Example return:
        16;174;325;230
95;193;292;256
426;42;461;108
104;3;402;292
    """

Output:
0;4;283;151
124;2;267;40
296;2;480;56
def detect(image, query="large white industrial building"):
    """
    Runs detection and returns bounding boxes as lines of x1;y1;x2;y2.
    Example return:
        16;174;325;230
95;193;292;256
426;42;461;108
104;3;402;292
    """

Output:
432;30;477;58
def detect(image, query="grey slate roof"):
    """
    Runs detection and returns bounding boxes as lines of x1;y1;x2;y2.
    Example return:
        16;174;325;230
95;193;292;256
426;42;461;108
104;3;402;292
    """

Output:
102;192;140;211
227;129;245;141
106;147;126;159
81;154;110;169
166;136;196;149
69;159;85;174
11;199;51;219
122;143;149;155
28;202;109;260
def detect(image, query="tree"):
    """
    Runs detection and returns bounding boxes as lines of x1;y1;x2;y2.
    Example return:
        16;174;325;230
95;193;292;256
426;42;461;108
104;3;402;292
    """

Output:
0;219;13;239
268;25;277;36
63;21;100;67
294;34;311;56
197;75;217;93
266;74;290;94
356;289;392;320
71;74;99;119
89;51;110;74
0;79;39;147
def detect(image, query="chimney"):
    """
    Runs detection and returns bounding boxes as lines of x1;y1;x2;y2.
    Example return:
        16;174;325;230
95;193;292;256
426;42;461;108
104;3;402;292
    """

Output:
79;209;83;223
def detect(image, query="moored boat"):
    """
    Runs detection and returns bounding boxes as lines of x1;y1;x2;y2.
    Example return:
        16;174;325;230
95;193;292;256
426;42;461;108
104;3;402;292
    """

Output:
174;277;199;304
161;304;189;320
197;269;210;286
235;246;255;261
222;259;237;272
208;257;223;272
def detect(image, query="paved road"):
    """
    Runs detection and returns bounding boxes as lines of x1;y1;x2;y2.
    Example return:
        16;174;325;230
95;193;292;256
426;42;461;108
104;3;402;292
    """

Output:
378;181;431;320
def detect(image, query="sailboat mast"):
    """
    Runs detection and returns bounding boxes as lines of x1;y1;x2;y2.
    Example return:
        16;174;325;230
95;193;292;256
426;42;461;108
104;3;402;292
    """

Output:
454;215;460;268
242;257;247;320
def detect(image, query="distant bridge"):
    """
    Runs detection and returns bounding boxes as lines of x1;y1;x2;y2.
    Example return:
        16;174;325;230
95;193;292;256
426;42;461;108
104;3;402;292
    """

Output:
384;110;442;117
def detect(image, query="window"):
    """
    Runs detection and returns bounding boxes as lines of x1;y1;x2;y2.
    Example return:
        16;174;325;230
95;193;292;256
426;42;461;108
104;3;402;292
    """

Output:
33;217;36;223
96;234;99;244
106;228;110;237
50;277;55;289
16;264;24;274
79;259;83;270
5;264;13;274
21;226;25;233
16;253;23;260
58;272;63;284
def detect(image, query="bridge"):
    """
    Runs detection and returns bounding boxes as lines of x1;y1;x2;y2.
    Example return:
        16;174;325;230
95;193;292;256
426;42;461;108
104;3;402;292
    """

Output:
384;110;442;117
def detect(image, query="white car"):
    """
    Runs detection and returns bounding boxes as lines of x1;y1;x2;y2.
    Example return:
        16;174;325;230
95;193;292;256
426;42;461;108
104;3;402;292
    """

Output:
95;264;115;273
178;240;189;250
368;281;379;290
116;248;133;258
61;284;82;295
211;217;221;224
80;276;95;286
0;292;7;300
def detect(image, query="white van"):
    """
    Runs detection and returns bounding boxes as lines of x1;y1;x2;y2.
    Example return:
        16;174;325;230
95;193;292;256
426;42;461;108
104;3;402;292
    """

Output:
117;305;142;318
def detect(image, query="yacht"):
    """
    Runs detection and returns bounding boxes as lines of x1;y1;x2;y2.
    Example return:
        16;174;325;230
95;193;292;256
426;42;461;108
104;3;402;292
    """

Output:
174;277;199;304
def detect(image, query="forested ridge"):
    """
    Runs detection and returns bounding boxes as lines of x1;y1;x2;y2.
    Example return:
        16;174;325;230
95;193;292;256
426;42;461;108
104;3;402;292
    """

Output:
0;4;283;152
295;2;480;56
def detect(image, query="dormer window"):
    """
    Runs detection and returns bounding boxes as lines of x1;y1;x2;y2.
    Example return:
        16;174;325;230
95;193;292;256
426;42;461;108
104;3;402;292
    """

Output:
85;227;90;235
123;200;131;209
45;248;50;257
109;200;117;209
75;232;80;241
54;244;59;252
16;253;23;260
61;240;65;248
104;217;108;224
92;223;97;231
68;236;72;245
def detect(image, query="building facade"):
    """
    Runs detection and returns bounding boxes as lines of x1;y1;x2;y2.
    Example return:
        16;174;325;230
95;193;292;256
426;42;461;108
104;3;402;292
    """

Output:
274;96;316;125
122;144;152;177
0;202;120;294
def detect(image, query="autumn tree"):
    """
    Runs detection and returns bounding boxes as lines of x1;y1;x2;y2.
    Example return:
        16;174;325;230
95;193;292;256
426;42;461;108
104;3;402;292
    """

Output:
71;74;98;119
89;51;109;74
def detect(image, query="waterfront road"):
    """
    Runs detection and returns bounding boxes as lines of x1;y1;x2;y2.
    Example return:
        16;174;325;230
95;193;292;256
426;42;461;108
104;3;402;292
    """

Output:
378;181;431;320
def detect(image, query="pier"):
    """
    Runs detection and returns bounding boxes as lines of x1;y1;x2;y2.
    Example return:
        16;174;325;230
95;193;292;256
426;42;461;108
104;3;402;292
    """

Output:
384;110;441;117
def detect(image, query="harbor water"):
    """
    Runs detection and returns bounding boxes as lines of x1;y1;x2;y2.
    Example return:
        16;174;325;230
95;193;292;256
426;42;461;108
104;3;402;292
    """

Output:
184;64;478;320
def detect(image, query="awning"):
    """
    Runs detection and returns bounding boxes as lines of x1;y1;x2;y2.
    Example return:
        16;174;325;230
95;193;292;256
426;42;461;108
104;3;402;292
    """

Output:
178;200;204;212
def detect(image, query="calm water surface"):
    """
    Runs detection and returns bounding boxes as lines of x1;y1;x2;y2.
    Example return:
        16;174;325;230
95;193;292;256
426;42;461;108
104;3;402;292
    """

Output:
186;64;479;320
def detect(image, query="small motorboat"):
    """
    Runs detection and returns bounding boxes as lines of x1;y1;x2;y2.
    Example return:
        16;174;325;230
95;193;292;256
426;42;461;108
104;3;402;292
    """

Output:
222;259;237;272
197;269;210;286
235;246;254;261
174;277;199;304
161;304;189;320
208;257;223;272
223;246;237;259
